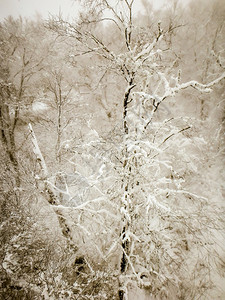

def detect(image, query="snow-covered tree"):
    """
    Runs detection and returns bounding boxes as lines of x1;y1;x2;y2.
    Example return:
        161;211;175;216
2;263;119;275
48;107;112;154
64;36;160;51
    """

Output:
1;1;224;299
47;0;225;299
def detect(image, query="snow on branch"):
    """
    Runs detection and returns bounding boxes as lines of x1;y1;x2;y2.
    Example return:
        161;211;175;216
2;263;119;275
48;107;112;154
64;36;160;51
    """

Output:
163;71;225;99
141;71;225;129
46;179;71;197
133;31;163;62
174;72;225;93
28;123;48;178
165;189;208;202
28;123;59;205
144;71;225;108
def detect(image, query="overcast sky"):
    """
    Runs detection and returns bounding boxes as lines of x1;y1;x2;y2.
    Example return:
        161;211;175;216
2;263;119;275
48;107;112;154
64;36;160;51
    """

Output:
0;0;79;20
0;0;187;21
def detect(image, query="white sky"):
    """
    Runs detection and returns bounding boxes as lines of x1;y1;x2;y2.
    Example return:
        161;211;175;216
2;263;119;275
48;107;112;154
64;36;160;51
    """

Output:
0;0;79;20
0;0;187;21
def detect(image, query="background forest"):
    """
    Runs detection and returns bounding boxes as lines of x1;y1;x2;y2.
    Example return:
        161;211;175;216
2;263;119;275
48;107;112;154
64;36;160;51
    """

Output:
0;0;225;299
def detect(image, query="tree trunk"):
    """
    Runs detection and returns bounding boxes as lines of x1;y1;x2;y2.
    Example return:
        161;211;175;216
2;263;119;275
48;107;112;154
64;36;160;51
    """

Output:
0;102;20;187
119;79;135;300
28;123;59;205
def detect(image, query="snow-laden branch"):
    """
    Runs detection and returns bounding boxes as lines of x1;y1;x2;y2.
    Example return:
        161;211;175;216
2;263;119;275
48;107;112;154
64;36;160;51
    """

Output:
168;71;225;95
28;123;60;205
146;194;171;214
142;72;225;129
52;195;118;211
165;189;208;201
28;123;48;178
133;29;163;61
46;179;71;197
159;126;191;146
137;71;225;110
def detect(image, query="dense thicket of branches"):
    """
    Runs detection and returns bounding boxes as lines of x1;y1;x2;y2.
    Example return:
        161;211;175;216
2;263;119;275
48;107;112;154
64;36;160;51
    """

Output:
0;0;225;299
